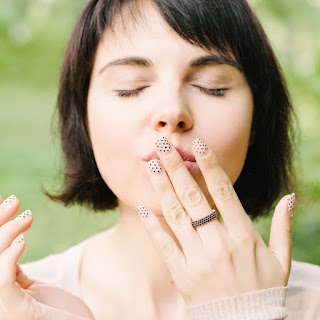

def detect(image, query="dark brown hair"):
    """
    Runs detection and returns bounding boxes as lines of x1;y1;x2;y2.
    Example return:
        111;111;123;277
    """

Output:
43;0;299;220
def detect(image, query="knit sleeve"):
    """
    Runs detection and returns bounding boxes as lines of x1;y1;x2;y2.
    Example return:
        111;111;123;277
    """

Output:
185;286;290;320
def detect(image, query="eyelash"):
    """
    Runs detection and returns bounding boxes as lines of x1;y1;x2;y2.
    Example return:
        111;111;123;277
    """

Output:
116;86;227;98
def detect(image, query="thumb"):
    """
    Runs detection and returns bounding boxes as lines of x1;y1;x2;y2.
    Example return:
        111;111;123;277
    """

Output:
16;264;37;289
268;193;295;282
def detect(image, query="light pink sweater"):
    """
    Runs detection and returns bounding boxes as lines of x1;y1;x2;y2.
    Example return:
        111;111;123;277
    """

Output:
20;233;320;320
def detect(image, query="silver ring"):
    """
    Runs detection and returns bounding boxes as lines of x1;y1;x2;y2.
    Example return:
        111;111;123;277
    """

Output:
191;210;219;228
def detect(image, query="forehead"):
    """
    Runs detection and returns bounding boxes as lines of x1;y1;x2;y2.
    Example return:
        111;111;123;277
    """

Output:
91;0;241;77
96;1;212;60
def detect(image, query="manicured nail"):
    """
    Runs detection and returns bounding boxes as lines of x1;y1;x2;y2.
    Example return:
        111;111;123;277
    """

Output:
138;205;150;219
15;210;32;220
192;138;208;154
288;193;295;215
148;159;162;174
155;137;171;153
1;195;16;207
13;234;24;246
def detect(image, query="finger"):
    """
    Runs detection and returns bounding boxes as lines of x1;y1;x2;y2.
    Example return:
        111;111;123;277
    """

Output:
145;159;204;262
16;264;37;289
0;210;33;254
137;205;186;279
0;195;20;226
191;138;254;237
153;137;221;237
0;234;26;303
269;193;295;282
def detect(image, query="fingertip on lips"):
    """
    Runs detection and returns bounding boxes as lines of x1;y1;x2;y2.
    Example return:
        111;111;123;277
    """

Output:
192;138;209;157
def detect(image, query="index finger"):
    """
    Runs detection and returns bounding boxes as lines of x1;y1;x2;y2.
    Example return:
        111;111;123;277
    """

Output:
192;138;254;236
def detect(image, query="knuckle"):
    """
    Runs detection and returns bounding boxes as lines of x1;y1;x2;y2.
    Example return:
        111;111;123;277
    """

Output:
166;203;188;228
233;233;256;252
170;160;185;173
210;244;231;263
214;180;234;200
204;236;232;264
158;236;175;259
181;187;203;208
196;260;214;275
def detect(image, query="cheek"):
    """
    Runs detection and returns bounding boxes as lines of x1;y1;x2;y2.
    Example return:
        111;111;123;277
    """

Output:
87;94;134;157
87;95;138;190
217;110;253;184
199;98;253;185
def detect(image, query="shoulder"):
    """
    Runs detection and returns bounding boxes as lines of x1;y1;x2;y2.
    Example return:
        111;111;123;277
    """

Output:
286;260;320;319
19;231;106;297
289;259;320;291
20;240;85;279
19;241;85;297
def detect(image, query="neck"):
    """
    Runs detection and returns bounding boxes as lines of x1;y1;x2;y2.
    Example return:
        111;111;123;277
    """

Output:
112;200;183;307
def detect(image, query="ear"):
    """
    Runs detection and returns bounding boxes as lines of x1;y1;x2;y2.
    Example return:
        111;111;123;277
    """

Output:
249;130;255;147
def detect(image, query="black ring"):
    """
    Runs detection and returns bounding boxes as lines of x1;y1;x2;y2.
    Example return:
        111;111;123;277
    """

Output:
191;210;219;228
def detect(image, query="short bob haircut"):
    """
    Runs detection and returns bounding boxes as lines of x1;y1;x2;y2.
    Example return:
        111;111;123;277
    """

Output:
44;0;299;220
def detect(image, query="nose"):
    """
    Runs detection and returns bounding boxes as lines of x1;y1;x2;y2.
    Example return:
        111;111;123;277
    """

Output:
151;92;193;133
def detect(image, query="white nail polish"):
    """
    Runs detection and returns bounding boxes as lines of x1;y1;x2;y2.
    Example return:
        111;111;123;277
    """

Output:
138;205;150;219
155;137;171;153
15;210;32;220
148;159;162;174
288;193;295;214
13;234;24;246
192;138;208;154
2;195;16;207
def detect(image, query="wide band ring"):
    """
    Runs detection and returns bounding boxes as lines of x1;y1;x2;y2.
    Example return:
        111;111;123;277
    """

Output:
191;209;219;228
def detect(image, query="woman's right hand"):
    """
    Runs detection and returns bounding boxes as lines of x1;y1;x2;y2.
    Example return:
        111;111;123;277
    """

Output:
0;195;95;320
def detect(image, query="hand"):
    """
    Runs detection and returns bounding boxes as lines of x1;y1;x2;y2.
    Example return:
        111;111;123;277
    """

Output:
0;195;94;320
137;137;293;306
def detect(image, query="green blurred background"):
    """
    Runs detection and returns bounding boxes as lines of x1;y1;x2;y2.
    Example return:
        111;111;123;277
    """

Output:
0;0;319;266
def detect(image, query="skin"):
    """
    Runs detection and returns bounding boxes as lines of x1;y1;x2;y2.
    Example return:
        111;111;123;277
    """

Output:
0;2;293;320
82;1;292;318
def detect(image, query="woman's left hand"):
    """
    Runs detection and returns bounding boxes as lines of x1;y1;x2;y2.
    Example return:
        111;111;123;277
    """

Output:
137;136;294;306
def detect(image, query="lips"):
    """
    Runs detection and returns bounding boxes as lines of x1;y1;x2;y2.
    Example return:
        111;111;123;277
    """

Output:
143;145;196;162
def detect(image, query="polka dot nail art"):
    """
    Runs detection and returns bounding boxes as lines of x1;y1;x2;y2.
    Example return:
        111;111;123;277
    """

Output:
192;138;208;154
15;210;32;220
13;234;24;246
148;159;162;174
155;137;171;153
2;195;16;206
288;193;295;214
138;205;150;219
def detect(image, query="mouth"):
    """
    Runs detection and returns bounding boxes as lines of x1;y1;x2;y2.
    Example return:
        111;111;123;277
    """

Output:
183;160;198;174
143;146;198;174
143;146;196;162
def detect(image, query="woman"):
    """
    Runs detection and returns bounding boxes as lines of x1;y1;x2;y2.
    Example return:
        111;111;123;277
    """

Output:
1;0;319;319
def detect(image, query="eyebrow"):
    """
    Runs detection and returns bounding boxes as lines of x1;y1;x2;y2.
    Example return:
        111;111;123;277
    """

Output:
98;54;242;75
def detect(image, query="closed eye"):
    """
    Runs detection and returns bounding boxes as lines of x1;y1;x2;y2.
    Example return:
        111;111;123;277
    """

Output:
115;86;227;98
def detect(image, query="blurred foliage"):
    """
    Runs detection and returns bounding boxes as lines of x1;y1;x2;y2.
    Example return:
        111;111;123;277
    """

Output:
0;0;319;266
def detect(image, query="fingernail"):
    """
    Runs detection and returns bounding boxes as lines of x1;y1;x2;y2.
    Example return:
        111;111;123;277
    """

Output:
15;210;32;220
13;234;24;246
288;193;295;215
138;205;150;219
192;138;208;155
155;137;171;154
148;159;163;174
1;195;16;207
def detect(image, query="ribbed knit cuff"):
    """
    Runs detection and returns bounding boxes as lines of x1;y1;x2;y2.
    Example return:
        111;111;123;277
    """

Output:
185;286;290;320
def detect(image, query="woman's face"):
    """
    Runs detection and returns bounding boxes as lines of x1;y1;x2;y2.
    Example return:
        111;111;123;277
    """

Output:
86;1;254;214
